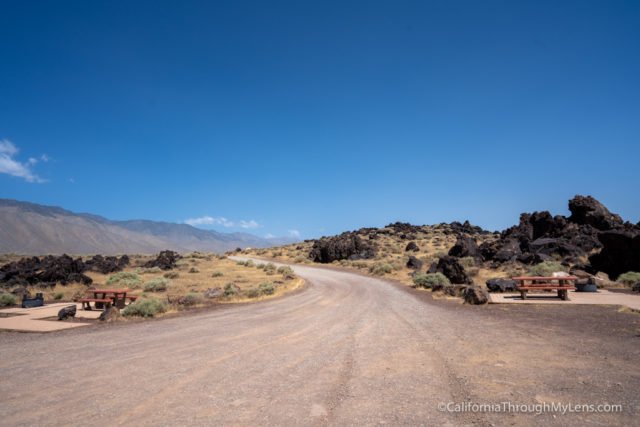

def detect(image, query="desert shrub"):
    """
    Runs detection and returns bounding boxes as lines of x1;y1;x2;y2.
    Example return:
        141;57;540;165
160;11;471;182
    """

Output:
122;298;168;318
294;255;306;263
137;266;162;274
256;263;266;270
271;251;283;257
188;267;200;274
54;292;64;300
179;292;204;306
412;272;450;289
0;293;17;307
459;257;476;268
277;266;293;275
211;271;224;278
369;262;393;276
236;260;247;266
244;260;255;267
264;263;277;275
164;271;179;279
245;288;261;298
259;282;275;295
106;272;142;288
528;261;567;277
144;278;171;292
224;282;239;296
618;271;640;286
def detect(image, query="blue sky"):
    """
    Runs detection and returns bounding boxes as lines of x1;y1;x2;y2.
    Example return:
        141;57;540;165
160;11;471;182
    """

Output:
1;1;639;238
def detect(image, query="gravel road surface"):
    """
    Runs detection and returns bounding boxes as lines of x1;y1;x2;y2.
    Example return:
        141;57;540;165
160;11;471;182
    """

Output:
1;261;638;426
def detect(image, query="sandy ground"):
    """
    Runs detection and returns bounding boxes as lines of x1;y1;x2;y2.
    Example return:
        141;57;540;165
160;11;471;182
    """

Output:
0;261;638;426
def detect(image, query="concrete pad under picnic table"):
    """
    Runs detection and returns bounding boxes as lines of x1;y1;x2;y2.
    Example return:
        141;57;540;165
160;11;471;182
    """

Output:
0;303;101;332
489;289;640;311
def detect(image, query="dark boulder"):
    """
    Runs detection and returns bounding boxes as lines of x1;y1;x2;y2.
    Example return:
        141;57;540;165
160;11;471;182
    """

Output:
527;237;583;258
57;305;76;321
405;242;420;252
440;284;469;297
309;233;376;263
589;230;640;280
143;250;181;270
406;256;423;270
568;195;623;231
632;283;640;293
0;255;92;288
493;239;522;263
433;256;473;284
85;254;129;274
448;236;480;259
485;278;518;293
464;286;489;305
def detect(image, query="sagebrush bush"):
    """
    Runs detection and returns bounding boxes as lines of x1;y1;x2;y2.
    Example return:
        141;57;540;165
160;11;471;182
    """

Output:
245;288;261;298
144;278;171;292
106;272;142;288
259;282;275;295
256;263;266;270
122;298;168;318
137;266;161;274
224;282;239;296
617;271;640;285
277;266;293;275
54;292;64;300
294;256;306;263
0;293;17;307
164;271;179;279
369;262;393;276
188;267;199;274
211;271;224;277
528;261;567;277
180;292;204;306
412;272;450;289
264;263;277;275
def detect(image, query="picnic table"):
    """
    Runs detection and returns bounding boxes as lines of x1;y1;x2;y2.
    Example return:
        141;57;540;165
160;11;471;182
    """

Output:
78;289;139;310
512;276;578;301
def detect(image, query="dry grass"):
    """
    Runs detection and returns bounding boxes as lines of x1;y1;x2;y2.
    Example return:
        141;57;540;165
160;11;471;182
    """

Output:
3;253;303;311
240;225;509;289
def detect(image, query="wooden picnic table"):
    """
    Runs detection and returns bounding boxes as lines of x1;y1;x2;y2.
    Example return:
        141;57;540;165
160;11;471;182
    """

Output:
80;288;138;310
512;276;578;301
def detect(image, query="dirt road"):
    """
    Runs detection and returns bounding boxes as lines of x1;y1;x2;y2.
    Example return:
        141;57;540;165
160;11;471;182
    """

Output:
1;261;638;426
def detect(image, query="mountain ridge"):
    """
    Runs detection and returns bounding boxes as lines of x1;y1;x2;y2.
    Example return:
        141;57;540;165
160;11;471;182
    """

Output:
0;198;293;254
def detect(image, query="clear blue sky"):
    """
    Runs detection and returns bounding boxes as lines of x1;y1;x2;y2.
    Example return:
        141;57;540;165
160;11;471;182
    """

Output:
1;1;639;238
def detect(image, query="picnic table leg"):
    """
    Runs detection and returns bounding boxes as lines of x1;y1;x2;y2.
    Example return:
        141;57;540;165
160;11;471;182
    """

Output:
520;290;527;300
558;289;569;301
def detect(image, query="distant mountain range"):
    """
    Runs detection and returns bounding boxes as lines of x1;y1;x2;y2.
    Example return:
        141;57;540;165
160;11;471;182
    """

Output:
0;199;296;255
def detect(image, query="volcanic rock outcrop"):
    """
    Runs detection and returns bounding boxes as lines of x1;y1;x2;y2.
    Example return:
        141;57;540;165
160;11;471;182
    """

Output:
309;233;376;263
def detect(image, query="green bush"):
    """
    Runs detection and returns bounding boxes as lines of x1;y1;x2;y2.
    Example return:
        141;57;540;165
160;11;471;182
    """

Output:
259;282;275;295
236;260;247;266
245;260;255;267
137;266;161;274
122;298;168;318
256;263;266;270
211;271;224;278
144;278;171;292
224;282;239;296
369;262;393;276
264;263;277;275
106;272;142;288
412;272;451;289
294;256;306;263
179;292;204;306
245;288;261;298
617;271;640;285
0;293;17;307
277;266;293;275
528;261;567;277
54;292;64;300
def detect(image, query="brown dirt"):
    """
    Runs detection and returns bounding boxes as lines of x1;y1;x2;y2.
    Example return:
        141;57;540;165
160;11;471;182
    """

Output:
0;260;637;426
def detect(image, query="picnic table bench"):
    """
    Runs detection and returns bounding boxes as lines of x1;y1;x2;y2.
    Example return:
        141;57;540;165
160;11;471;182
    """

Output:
512;276;578;301
81;289;139;310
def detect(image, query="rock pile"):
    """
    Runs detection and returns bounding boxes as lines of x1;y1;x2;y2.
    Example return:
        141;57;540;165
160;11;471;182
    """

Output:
0;255;93;288
309;232;376;263
143;250;181;270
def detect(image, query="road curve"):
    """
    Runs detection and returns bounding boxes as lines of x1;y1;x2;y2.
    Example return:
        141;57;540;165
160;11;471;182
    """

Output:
0;261;637;426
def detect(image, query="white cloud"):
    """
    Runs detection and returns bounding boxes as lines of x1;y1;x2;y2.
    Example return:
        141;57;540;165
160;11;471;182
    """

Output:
264;233;275;239
239;220;260;229
184;216;260;229
288;229;301;238
0;139;46;183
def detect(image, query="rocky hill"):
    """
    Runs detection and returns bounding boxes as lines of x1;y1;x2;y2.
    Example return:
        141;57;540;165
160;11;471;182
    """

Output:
0;199;293;254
